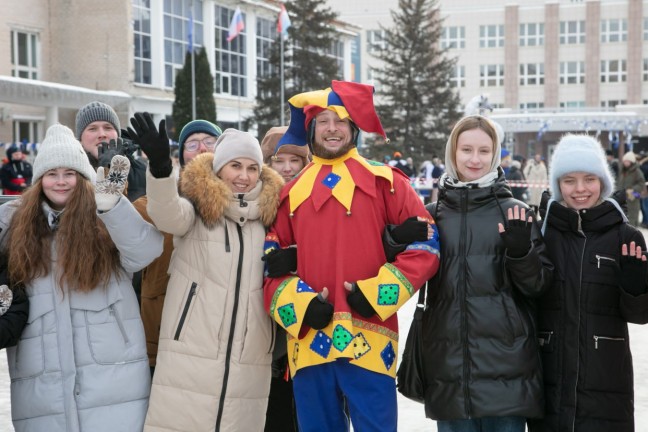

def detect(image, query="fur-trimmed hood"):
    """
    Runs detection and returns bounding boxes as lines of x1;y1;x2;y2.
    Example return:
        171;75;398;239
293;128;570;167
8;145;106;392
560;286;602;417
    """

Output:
178;153;284;227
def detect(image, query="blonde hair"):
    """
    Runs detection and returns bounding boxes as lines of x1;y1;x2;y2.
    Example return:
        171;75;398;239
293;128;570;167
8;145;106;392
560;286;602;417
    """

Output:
7;175;121;292
443;115;501;181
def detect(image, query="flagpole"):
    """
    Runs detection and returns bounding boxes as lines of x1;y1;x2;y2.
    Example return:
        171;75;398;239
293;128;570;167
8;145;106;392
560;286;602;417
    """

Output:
280;34;285;126
190;1;196;120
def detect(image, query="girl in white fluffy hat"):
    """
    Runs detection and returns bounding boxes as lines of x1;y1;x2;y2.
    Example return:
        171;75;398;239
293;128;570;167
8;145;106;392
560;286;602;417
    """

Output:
529;134;648;432
0;124;163;432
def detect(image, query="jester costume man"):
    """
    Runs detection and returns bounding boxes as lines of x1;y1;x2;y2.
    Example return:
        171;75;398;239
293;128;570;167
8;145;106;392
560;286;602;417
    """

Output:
263;81;440;431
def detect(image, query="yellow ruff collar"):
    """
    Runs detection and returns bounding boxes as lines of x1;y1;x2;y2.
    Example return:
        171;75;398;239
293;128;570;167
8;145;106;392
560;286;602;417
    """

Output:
288;148;394;215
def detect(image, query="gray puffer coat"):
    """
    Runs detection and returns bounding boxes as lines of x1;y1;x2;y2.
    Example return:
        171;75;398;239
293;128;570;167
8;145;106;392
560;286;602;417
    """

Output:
0;197;163;432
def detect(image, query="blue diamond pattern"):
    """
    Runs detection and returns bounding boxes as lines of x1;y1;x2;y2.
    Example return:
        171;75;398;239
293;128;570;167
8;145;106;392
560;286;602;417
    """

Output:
296;280;315;293
322;173;342;189
381;342;396;371
310;331;333;358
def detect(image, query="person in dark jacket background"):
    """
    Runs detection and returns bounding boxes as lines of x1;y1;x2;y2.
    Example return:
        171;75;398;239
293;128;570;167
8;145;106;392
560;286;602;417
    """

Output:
529;134;648;432
0;253;28;349
419;115;553;432
506;159;528;202
0;146;33;195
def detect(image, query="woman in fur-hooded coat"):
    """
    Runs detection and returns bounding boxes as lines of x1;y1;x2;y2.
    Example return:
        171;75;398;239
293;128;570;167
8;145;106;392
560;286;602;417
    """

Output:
143;131;283;432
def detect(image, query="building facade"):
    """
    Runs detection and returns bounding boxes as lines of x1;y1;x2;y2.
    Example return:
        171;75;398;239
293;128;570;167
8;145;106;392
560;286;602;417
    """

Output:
329;0;648;159
0;0;358;145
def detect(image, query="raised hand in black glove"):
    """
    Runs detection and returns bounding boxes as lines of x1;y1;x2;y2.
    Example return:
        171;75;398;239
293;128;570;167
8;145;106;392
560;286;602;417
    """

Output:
498;205;533;258
344;282;376;318
127;112;172;178
97;138;126;168
391;216;429;244
304;288;333;330
262;247;297;278
618;241;648;296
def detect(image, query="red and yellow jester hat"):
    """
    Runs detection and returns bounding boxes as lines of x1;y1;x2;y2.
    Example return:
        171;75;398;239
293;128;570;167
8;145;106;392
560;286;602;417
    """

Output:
277;80;387;150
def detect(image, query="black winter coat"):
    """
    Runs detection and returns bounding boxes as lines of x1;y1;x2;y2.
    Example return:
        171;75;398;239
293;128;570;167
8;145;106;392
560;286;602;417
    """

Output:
0;286;29;349
528;199;648;432
421;172;554;421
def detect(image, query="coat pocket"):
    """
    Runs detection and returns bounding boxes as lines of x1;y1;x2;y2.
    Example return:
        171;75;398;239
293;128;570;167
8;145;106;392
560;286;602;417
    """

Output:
8;293;54;381
240;287;273;365
174;282;197;341
583;331;632;393
76;286;147;365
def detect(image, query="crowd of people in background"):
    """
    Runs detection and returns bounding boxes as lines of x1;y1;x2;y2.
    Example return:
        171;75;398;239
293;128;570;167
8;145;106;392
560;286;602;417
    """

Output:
0;83;647;432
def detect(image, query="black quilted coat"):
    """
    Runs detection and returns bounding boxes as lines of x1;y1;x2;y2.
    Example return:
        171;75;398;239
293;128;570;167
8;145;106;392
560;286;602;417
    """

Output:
421;172;554;421
528;199;648;432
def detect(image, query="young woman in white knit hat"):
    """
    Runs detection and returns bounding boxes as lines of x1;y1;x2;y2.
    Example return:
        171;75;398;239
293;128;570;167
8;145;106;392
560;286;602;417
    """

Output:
128;115;283;432
0;124;163;432
528;134;648;432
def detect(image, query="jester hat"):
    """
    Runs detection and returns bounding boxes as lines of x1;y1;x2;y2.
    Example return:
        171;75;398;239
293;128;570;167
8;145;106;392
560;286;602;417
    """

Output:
278;80;387;150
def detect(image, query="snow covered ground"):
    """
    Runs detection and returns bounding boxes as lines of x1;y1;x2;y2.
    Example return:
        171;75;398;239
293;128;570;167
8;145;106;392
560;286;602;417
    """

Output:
3;249;648;431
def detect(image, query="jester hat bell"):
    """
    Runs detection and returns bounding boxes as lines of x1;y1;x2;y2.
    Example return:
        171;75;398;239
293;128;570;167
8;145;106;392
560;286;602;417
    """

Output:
278;80;387;149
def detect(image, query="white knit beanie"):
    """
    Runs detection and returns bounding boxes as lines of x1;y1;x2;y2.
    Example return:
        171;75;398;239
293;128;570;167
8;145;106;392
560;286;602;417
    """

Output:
33;124;96;182
212;129;263;174
549;134;614;202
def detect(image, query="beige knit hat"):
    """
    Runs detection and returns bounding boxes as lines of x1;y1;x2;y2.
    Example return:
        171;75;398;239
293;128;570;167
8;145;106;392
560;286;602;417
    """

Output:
213;129;263;174
261;126;310;166
33;124;96;182
623;152;637;164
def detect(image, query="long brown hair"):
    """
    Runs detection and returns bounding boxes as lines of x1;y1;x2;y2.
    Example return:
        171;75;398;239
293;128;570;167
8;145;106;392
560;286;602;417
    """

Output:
7;174;121;292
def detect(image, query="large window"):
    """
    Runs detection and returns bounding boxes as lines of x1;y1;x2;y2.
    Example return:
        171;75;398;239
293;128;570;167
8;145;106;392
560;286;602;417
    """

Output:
480;64;504;87
10;30;39;79
163;0;203;88
644;18;648;40
644;59;648;81
327;40;345;78
519;23;544;46
133;0;152;84
256;17;276;79
519;63;544;85
559;61;585;84
215;5;247;97
479;25;504;48
559;101;585;108
600;59;627;83
601;100;626;108
601;19;627;43
441;26;465;49
519;102;544;110
560;20;585;44
367;30;387;54
450;64;465;88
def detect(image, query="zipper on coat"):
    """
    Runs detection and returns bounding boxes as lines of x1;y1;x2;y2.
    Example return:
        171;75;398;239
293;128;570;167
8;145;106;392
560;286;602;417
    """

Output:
224;225;230;252
571;229;587;432
109;305;130;344
215;223;245;432
593;335;625;349
459;190;472;418
595;254;615;268
174;282;198;341
538;330;554;347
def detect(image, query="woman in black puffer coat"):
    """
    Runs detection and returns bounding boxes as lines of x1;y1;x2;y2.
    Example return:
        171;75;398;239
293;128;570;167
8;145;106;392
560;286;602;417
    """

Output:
528;134;648;432
420;116;554;432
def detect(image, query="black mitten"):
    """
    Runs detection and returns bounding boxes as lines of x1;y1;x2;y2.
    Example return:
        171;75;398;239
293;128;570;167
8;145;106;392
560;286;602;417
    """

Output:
346;283;376;318
127;112;172;178
303;295;333;330
391;216;428;244
618;254;648;296
262;248;297;278
499;218;532;258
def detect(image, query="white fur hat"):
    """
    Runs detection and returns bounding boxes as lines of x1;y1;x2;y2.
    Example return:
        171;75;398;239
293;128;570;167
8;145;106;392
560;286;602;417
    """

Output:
33;124;96;182
549;134;614;202
212;128;263;174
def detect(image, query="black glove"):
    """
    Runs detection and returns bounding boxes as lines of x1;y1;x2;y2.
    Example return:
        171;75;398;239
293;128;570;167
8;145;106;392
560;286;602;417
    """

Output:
618;254;648;296
499;218;532;258
262;247;297;278
303;295;333;330
390;216;428;244
127;112;172;178
346;283;376;318
97;138;126;168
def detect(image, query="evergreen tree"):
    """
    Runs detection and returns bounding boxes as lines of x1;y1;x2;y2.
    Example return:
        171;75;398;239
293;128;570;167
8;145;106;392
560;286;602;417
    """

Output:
252;0;340;138
172;48;217;140
374;0;462;161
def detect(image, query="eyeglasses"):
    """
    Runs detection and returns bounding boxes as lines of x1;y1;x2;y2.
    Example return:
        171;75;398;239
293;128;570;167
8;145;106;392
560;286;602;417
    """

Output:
184;137;217;152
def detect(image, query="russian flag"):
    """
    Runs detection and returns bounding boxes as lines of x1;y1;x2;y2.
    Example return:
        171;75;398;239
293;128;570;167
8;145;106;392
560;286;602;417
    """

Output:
227;7;244;42
277;4;291;37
